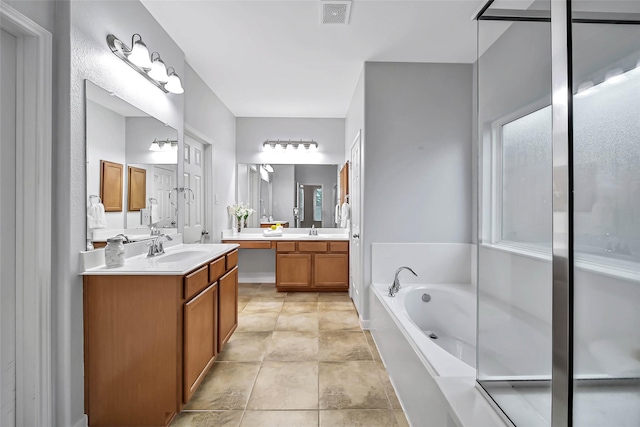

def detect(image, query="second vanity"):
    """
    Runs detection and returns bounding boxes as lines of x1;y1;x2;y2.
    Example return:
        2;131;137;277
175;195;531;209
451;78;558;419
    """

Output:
81;238;239;427
222;229;349;292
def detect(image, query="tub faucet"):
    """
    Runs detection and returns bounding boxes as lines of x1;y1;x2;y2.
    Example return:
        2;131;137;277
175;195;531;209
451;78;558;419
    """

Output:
147;234;173;257
388;266;418;297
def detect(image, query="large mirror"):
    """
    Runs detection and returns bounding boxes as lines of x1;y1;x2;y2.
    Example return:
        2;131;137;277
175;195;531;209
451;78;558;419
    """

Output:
237;164;340;228
85;80;178;248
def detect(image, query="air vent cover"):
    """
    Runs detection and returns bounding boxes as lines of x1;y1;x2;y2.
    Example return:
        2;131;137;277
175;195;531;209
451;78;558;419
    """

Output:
321;1;352;25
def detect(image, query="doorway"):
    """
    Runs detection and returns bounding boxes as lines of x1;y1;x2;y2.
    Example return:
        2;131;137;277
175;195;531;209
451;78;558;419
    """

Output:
299;184;322;228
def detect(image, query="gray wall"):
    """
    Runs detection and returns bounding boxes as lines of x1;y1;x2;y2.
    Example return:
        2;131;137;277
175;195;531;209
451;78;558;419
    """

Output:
183;63;237;242
359;62;473;321
236;117;345;165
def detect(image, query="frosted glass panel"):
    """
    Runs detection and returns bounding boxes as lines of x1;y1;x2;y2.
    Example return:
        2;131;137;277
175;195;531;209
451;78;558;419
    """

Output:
502;106;552;245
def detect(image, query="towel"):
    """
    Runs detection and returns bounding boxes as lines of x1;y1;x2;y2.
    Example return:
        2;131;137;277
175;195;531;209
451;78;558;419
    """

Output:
87;202;107;229
150;204;159;224
334;204;341;225
340;202;350;228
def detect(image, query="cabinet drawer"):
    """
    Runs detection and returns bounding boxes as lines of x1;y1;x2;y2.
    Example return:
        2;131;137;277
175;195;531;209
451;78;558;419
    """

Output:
226;249;239;270
209;256;225;283
329;241;349;253
276;241;296;252
298;241;327;253
226;240;272;249
184;265;209;301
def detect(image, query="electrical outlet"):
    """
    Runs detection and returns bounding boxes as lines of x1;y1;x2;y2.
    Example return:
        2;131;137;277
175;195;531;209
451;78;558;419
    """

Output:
141;208;150;224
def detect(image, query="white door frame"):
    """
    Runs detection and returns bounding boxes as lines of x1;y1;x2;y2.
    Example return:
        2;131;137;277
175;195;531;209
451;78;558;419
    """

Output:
0;3;52;426
184;124;214;242
349;130;364;323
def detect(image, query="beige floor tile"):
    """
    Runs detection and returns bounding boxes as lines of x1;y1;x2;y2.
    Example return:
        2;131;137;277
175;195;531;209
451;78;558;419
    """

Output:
375;361;402;409
318;311;361;331
240;410;319;427
317;292;351;302
242;300;284;314
319;361;389;410
184;362;261;410
319;331;372;361
217;332;272;362
247;361;319;410
394;409;410;427
318;301;355;312
265;331;319;361
275;312;319;334
171;410;243;427
254;284;286;298
285;292;319;302
238;283;260;296
282;302;318;313
319;409;398;427
238;298;250;312
236;312;279;332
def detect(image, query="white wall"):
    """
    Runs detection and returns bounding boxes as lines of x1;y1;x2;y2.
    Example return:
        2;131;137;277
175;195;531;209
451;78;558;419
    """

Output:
183;63;237;243
345;67;364;162
236;117;345;165
359;62;474;322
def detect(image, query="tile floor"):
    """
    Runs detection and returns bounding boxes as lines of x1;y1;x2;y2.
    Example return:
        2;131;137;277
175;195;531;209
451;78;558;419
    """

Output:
171;283;409;427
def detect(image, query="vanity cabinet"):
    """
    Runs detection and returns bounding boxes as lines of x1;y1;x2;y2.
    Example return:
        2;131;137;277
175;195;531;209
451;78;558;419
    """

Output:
83;248;238;426
276;240;349;291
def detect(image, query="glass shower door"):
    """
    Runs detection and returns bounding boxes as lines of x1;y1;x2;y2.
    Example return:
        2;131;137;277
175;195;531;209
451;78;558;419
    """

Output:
571;2;640;425
476;2;554;425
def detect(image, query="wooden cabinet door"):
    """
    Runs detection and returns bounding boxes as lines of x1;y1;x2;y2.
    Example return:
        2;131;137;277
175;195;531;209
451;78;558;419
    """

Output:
314;253;349;289
183;283;217;403
276;253;312;289
218;266;238;352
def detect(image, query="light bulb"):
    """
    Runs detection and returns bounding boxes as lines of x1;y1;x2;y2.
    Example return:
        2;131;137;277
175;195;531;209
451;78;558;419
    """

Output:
165;69;184;94
148;53;169;83
127;34;152;69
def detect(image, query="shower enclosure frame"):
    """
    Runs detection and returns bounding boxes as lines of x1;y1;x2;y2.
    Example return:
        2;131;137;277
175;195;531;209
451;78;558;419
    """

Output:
475;1;640;426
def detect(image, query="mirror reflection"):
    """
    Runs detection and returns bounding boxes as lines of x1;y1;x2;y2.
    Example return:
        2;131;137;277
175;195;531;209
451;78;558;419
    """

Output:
238;164;339;228
85;80;178;248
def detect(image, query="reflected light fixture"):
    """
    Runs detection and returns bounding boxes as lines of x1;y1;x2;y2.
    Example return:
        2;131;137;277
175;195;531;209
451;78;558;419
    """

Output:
262;139;318;152
149;138;178;151
575;80;597;98
263;164;274;173
602;68;627;87
107;33;184;94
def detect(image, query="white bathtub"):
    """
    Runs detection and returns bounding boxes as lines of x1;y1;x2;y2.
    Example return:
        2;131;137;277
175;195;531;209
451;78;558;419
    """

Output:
372;284;476;378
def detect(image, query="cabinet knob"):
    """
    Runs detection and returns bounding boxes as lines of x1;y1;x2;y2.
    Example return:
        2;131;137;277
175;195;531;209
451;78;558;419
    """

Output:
352;234;359;238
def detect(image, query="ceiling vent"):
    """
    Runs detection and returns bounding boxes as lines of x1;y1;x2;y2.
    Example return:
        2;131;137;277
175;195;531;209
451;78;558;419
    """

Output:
321;1;352;25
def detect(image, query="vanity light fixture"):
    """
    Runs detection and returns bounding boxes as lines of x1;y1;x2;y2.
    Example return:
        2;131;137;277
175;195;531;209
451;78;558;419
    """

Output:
107;33;184;94
149;138;178;151
602;68;627;87
262;139;318;152
263;164;274;173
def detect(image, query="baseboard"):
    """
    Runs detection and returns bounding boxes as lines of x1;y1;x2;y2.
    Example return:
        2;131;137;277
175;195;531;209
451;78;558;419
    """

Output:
238;273;275;283
359;316;370;330
73;414;88;427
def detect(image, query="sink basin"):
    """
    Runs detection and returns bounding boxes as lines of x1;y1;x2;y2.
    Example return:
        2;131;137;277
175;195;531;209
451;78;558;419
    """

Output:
155;250;210;263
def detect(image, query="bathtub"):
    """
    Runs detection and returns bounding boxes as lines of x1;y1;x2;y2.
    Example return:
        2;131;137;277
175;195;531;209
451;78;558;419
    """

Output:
372;284;476;378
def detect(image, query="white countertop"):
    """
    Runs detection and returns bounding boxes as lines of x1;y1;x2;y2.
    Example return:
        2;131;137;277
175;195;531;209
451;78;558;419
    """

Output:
221;228;349;241
81;239;239;276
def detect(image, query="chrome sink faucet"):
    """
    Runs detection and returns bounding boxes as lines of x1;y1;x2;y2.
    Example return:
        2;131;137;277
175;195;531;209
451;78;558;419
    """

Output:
147;234;173;257
388;266;418;297
309;224;318;236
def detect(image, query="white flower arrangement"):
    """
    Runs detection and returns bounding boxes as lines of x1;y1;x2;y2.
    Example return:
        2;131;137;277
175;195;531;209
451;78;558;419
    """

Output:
228;203;255;228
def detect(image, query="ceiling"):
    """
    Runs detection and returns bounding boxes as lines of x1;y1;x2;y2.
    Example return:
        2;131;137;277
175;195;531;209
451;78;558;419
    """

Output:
141;0;485;118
